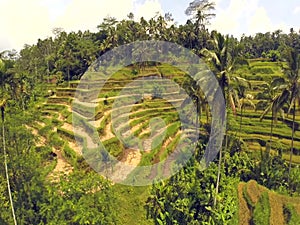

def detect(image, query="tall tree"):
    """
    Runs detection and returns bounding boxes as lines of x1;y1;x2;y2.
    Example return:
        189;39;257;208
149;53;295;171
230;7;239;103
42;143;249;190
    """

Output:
201;32;242;114
284;48;300;183
0;58;17;225
259;77;289;158
97;16;119;53
234;76;254;141
185;0;216;32
200;31;243;207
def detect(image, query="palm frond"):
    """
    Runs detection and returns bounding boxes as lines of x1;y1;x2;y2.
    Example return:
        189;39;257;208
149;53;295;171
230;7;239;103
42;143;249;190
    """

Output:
260;104;272;122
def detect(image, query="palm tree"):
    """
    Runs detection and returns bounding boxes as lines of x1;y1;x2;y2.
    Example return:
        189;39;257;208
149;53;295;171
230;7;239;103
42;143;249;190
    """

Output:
260;48;299;183
259;77;289;156
97;16;118;53
234;76;254;141
139;17;149;40
201;32;243;113
284;48;300;183
182;76;210;132
200;32;242;207
0;59;17;225
185;0;216;32
156;15;168;40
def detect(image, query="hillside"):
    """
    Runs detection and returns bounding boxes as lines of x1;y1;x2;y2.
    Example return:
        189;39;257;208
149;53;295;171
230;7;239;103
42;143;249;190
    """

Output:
1;0;300;222
23;61;299;224
238;180;300;225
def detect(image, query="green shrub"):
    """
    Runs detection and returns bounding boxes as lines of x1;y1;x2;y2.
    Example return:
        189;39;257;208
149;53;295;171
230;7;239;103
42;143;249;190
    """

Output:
283;203;300;225
57;127;75;141
243;74;264;81
35;146;53;160
252;192;270;225
251;67;274;75
52;118;63;127
103;137;124;157
49;133;64;148
63;144;77;166
39;125;52;139
255;92;269;100
255;101;268;111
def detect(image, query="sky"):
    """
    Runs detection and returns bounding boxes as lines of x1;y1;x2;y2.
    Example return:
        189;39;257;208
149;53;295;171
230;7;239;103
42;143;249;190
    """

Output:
0;0;299;52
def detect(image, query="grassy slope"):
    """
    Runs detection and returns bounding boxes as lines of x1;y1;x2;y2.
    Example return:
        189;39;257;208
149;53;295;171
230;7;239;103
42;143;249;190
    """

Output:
238;180;300;225
234;60;300;164
112;185;153;225
37;61;299;224
39;65;177;225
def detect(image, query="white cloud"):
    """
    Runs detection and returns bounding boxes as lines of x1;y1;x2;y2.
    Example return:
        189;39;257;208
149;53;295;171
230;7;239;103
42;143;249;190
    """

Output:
134;0;164;20
210;0;289;37
248;6;289;34
248;7;272;34
293;6;300;14
41;0;72;22
0;0;52;50
210;0;256;36
0;0;164;51
53;0;136;33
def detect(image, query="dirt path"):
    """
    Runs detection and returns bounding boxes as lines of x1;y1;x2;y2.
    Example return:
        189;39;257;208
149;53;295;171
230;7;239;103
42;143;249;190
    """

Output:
74;126;98;149
142;124;172;152
52;147;73;174
121;149;142;166
36;121;46;127
101;120;115;142
48;147;73;181
57;112;65;121
89;109;111;128
155;130;181;162
25;125;46;147
108;149;142;183
68;140;82;155
61;122;74;132
26;123;74;180
61;123;83;155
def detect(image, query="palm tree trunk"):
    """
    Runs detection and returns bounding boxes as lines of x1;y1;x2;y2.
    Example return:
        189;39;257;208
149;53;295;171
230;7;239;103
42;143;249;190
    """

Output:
214;145;223;207
47;60;50;83
2;108;18;225
214;91;229;207
214;125;227;207
196;96;200;132
67;66;70;88
239;105;243;141
268;110;274;159
229;93;236;115
288;100;296;184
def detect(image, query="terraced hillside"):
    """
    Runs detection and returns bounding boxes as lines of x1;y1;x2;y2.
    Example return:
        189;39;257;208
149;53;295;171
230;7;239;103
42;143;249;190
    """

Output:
25;61;299;224
238;180;300;225
23;64;194;224
31;61;300;179
232;60;300;164
34;61;299;181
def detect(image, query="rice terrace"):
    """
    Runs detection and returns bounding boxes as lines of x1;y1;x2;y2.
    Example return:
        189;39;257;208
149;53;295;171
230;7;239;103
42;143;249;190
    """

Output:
0;0;299;224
